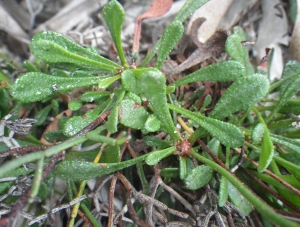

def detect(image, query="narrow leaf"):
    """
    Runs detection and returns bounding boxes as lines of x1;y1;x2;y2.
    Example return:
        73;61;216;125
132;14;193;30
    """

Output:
218;176;229;207
102;0;127;66
168;104;244;147
170;61;244;88
156;21;184;70
30;31;120;72
55;154;148;181
271;134;300;154
145;146;176;165
210;74;269;120
139;0;209;67
107;105;119;134
81;91;110;102
11;72;120;103
228;182;253;216
258;125;274;172
267;75;300;121
184;165;213;190
174;0;209;23
280;61;300;93
179;156;187;180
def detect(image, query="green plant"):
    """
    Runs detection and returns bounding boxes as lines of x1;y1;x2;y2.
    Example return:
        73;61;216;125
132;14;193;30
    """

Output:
1;0;300;226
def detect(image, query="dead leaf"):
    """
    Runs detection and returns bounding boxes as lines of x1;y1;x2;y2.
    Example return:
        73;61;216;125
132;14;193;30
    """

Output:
289;0;300;62
132;0;173;53
254;0;288;80
187;0;234;44
168;30;228;77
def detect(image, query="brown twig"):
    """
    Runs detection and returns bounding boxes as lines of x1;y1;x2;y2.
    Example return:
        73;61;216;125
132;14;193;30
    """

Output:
0;145;51;158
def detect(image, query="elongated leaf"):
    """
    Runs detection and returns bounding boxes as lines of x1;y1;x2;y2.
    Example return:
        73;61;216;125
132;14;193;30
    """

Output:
280;61;300;93
258;125;274;172
252;123;264;145
267;75;300;121
11;72;120;103
54;154;147;181
225;34;254;75
179;157;187;180
139;0;209;67
81;91;110;102
168;104;244;147
170;61;244;88
184;165;213;190
174;0;209;23
107;105;119;134
30;31;120;72
210;74;269;120
274;156;300;182
156;21;184;70
218;176;229;207
145;146;176;165
160;168;179;178
271;134;300;154
122;68;180;140
228;182;253;216
102;0;127;66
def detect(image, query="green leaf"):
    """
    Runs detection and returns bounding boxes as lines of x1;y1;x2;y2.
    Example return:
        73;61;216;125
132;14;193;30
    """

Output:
252;123;264;145
107;105;119;134
274;156;300;182
30;31;120;72
267;75;300;121
54;154;147;181
271;134;300;154
119;99;150;130
35;105;53;126
179;156;187;180
160;168;179;178
225;34;254;75
218;176;229;207
145;146;176;165
63;107;103;137
102;0;127;67
68;99;82;111
100;145;120;163
228;182;253;216
11;72;120;103
143;136;172;148
174;0;209;23
156;21;184;70
280;61;300;93
258;125;274;172
210;74;269;120
170;61;244;88
122;69;180;140
184;165;213;190
81;91;110;102
139;0;209;68
144;115;161;132
168;104;244;148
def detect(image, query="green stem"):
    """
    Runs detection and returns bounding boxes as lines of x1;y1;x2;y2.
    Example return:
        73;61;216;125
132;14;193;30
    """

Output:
191;150;298;227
